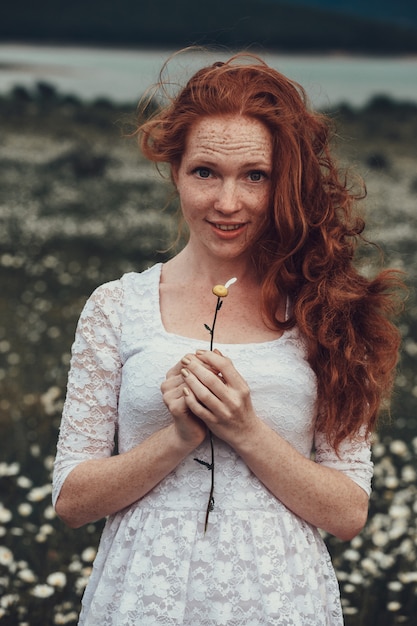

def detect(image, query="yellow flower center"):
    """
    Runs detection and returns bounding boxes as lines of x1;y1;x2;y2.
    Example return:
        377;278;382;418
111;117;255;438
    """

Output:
212;284;228;297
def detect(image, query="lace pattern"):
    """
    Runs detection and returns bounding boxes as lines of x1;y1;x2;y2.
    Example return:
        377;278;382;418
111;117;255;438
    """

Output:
53;263;373;625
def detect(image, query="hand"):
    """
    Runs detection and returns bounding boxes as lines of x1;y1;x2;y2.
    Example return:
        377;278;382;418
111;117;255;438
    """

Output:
179;349;260;446
161;360;207;449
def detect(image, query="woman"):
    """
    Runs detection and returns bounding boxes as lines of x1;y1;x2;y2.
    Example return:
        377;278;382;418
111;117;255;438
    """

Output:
53;52;403;625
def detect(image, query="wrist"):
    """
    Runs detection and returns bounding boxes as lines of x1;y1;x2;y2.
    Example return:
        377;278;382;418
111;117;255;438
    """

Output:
169;423;206;455
231;417;268;456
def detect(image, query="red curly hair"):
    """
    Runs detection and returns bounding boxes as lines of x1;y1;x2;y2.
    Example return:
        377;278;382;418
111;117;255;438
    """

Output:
138;51;404;448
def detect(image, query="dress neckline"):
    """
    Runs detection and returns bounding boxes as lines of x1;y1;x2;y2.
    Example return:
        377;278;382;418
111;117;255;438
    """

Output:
151;263;294;349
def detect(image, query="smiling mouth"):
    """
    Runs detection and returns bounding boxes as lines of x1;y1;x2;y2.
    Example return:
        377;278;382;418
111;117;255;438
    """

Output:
214;223;243;231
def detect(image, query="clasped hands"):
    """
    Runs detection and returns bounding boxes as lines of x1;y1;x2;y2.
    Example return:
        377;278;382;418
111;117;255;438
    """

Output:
161;349;258;450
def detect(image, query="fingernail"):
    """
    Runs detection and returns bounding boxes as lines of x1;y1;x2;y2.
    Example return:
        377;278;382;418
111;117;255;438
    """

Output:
181;357;191;365
195;350;206;355
181;368;189;378
183;387;190;396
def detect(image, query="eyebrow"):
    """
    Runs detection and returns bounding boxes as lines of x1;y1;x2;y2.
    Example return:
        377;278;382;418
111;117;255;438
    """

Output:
188;156;272;170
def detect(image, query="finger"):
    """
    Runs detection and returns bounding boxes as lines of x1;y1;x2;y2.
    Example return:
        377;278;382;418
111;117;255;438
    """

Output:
180;368;228;420
194;350;242;387
161;373;184;396
182;353;220;376
182;385;214;422
181;360;227;399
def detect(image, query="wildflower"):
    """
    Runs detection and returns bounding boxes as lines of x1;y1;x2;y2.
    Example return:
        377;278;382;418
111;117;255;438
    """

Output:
44;455;55;471
27;484;52;502
388;519;407;540
0;506;12;524
54;611;79;624
401;464;416;482
361;557;379;577
41;386;61;415
0;462;20;477
343;607;358;615
397;538;414;556
75;575;90;595
68;559;82;573
372;530;389;547
44;505;57;520
30;444;41;458
389;440;408;457
384;476;399;489
18;503;33;517
0;546;13;567
343;549;360;561
195;277;237;532
387;581;403;592
372;443;386;458
399;571;417;584
30;583;55;598
378;554;395;569
211;277;237;297
348;571;364;585
350;536;363;549
18;568;37;583
0;594;19;608
47;572;67;588
81;547;96;563
16;476;33;489
39;523;54;535
389;504;410;519
204;277;237;350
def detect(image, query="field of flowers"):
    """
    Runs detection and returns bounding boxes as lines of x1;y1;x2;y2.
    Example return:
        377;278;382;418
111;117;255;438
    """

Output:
0;85;416;624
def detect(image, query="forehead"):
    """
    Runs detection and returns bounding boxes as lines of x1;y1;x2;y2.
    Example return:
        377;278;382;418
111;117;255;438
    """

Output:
184;114;272;159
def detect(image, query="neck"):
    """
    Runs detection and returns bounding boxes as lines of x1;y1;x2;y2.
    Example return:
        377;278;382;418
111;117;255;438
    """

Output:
167;245;259;289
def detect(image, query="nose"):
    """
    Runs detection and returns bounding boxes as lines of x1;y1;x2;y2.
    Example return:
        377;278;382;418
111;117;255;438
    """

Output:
213;179;242;214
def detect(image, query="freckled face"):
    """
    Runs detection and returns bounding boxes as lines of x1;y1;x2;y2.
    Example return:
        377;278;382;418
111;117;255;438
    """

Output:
173;114;273;262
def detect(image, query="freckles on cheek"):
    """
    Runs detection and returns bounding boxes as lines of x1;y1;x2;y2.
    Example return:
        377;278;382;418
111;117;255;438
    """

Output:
184;190;210;214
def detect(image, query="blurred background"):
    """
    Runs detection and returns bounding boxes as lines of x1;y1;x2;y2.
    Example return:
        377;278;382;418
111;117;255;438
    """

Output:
0;1;416;624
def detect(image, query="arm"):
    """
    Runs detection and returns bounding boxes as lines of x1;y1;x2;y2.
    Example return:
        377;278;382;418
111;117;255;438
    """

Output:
231;421;369;541
54;283;205;529
179;350;370;541
55;424;204;528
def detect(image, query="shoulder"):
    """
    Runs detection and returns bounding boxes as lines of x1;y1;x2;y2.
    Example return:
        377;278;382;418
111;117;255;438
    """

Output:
77;264;162;336
119;262;162;296
87;263;162;310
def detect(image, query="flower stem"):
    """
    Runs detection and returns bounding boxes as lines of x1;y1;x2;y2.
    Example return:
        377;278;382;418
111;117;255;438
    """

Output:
204;432;215;533
194;296;223;532
209;298;222;350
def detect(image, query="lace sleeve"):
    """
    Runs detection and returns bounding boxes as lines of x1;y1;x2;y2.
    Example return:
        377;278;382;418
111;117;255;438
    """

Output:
52;281;123;507
314;428;374;497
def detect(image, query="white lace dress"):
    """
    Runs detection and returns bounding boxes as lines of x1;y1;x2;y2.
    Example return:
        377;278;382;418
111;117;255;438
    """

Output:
53;263;373;626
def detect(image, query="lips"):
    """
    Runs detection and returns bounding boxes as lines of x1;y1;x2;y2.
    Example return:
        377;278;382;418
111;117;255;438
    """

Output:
208;221;247;240
215;223;242;231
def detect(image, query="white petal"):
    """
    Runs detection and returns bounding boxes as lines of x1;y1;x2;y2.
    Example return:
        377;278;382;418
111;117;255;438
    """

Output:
225;277;237;288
